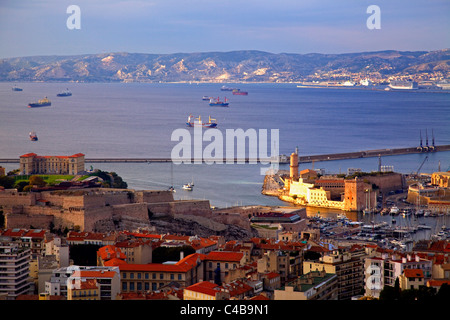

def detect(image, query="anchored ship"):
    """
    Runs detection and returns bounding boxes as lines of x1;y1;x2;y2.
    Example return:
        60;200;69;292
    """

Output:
209;97;229;107
57;89;72;97
28;97;51;108
232;89;248;95
186;115;218;128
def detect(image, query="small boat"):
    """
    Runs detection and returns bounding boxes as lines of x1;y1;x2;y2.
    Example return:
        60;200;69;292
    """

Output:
182;183;193;191
390;206;399;215
209;97;229;107
57;89;72;97
28;97;51;108
168;186;176;193
202;96;211;100
12;86;23;91
29;131;38;141
186;115;217;128
232;89;248;95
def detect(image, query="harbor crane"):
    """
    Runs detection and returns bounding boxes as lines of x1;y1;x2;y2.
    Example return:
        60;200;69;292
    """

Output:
415;155;428;176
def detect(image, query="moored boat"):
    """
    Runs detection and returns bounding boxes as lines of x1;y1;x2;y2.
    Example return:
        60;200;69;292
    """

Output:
28;97;51;108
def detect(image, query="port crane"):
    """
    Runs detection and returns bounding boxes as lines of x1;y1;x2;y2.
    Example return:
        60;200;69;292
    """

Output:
414;155;428;176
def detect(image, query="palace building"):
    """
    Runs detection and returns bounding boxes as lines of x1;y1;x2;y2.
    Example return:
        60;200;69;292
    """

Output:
19;153;85;175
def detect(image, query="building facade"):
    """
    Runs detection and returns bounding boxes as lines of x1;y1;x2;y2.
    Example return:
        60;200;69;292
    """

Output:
274;270;338;300
303;249;364;300
0;242;32;299
20;153;85;175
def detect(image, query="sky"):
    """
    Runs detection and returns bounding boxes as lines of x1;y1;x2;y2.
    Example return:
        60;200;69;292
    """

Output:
0;0;449;58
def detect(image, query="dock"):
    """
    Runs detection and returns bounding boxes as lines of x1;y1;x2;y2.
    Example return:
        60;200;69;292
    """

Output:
0;145;449;164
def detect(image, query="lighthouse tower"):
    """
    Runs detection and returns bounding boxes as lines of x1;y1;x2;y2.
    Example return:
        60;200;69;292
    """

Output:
290;148;299;181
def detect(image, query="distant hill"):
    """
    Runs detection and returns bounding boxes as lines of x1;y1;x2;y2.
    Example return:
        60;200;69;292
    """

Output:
1;49;449;82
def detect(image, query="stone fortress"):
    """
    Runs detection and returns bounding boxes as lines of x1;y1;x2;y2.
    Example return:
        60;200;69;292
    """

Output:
263;149;405;211
0;188;212;232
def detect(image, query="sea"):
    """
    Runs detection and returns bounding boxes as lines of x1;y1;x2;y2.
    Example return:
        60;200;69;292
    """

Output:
1;82;449;240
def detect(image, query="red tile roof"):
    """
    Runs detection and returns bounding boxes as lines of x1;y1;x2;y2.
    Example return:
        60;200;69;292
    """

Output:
403;269;424;278
185;281;220;297
205;251;244;262
118;253;206;273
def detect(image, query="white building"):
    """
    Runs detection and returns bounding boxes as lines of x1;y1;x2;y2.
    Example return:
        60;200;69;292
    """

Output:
0;242;32;299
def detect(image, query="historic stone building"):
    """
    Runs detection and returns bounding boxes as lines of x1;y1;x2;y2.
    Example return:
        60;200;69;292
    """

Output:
19;153;85;175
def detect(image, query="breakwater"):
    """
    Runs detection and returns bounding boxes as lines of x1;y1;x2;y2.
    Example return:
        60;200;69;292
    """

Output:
1;145;449;164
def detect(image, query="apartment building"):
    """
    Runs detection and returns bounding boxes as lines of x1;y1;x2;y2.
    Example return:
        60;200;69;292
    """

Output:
119;253;205;292
303;249;364;300
67;269;120;300
44;265;119;298
0;242;32;299
203;251;245;284
274;270;338;300
364;253;432;298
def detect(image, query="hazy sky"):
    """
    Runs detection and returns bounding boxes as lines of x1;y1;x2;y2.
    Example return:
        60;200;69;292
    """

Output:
0;0;449;58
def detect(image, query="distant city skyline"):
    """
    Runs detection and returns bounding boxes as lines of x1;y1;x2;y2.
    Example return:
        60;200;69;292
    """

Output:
0;0;449;59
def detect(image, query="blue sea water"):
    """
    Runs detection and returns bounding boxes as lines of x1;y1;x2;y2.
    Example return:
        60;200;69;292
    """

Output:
1;82;449;211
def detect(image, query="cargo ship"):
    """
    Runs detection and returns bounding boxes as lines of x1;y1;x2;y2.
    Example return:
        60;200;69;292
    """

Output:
388;80;418;90
209;97;229;107
57;89;72;97
186;115;218;128
232;89;248;95
28;97;51;108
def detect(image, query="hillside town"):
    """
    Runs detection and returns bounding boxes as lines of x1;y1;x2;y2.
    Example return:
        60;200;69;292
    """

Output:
1;152;449;301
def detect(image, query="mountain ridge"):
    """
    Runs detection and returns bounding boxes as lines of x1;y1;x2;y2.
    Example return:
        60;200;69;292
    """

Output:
1;49;449;83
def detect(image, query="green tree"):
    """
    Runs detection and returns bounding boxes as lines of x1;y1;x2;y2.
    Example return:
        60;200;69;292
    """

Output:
0;175;15;189
437;283;450;300
29;175;46;187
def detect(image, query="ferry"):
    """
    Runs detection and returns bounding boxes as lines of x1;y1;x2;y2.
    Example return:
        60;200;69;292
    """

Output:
186;115;218;128
57;89;72;97
232;89;248;95
388;80;418;90
28;97;51;108
29;131;38;141
209;97;229;107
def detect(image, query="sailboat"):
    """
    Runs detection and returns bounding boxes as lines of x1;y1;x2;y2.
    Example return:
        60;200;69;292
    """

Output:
168;162;176;192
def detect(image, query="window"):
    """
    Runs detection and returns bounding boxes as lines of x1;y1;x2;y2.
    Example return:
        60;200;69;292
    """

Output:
130;273;134;279
160;273;164;280
122;272;127;279
170;274;174;280
137;273;141;279
122;282;127;291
